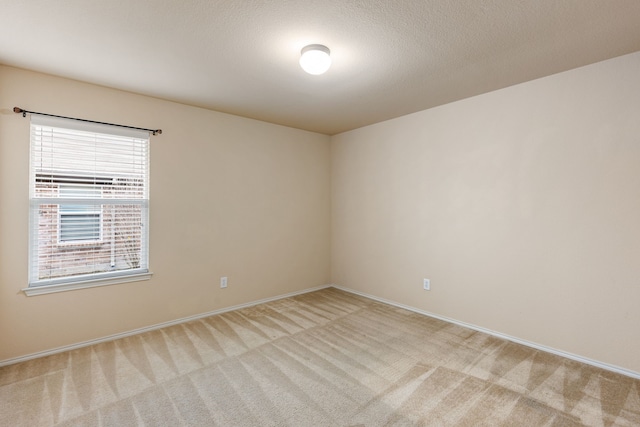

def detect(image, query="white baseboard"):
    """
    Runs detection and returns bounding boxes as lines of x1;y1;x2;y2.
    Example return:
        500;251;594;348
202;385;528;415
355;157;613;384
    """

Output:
5;283;639;380
0;284;331;367
331;284;640;380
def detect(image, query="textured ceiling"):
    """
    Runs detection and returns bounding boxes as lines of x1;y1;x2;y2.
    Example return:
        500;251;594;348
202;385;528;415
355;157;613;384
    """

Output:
2;1;640;135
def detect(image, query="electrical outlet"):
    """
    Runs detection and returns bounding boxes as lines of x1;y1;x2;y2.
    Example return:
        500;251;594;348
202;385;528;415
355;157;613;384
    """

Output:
220;276;228;288
423;278;430;291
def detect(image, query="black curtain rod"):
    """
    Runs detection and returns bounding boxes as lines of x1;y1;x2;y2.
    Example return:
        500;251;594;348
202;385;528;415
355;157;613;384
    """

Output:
13;107;162;136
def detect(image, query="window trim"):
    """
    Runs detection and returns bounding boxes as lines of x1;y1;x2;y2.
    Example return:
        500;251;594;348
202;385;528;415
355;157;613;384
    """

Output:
22;271;153;296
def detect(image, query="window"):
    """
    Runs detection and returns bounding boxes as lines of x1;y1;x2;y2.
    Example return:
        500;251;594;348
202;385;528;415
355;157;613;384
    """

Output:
27;115;151;295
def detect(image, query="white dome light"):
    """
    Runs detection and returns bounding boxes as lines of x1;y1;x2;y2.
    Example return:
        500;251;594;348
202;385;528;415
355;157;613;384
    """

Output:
299;44;331;75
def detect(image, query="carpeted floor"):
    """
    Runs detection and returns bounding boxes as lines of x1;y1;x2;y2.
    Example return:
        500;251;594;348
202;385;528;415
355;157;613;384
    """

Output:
1;287;639;426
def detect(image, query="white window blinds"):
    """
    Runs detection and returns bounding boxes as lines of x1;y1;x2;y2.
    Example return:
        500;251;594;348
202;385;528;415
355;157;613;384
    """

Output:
29;115;150;288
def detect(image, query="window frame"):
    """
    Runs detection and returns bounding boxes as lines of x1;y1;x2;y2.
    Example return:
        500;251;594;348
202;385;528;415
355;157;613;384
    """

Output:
24;115;152;296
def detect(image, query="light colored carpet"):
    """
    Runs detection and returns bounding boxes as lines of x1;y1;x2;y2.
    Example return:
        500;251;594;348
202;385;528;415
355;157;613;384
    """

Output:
1;288;639;426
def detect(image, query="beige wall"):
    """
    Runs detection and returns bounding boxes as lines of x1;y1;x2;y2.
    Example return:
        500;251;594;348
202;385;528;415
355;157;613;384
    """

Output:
0;65;331;361
332;51;640;373
2;51;640;375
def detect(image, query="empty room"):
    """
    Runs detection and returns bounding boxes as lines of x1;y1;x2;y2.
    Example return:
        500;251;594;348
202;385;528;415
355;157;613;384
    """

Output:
1;1;639;426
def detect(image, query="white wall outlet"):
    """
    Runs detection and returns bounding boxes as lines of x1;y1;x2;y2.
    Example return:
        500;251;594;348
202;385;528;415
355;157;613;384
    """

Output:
423;278;430;291
220;276;228;288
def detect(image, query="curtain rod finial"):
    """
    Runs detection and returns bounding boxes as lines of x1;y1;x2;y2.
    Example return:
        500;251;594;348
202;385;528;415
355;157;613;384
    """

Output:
14;107;26;117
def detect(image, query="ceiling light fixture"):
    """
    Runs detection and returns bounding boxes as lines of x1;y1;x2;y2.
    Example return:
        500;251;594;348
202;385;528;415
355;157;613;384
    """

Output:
299;44;331;75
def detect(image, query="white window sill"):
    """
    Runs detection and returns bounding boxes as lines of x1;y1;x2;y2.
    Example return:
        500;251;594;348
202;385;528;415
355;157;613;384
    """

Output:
23;272;153;296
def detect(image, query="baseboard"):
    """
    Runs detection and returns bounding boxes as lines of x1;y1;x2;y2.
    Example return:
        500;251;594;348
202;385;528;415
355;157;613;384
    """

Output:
0;284;331;367
6;282;639;380
331;284;640;380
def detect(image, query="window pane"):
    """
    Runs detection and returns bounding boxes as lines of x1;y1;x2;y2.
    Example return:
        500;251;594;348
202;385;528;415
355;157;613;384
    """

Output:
34;202;146;281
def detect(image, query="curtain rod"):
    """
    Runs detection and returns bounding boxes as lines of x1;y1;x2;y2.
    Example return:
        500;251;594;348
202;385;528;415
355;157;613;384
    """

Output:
13;107;162;136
